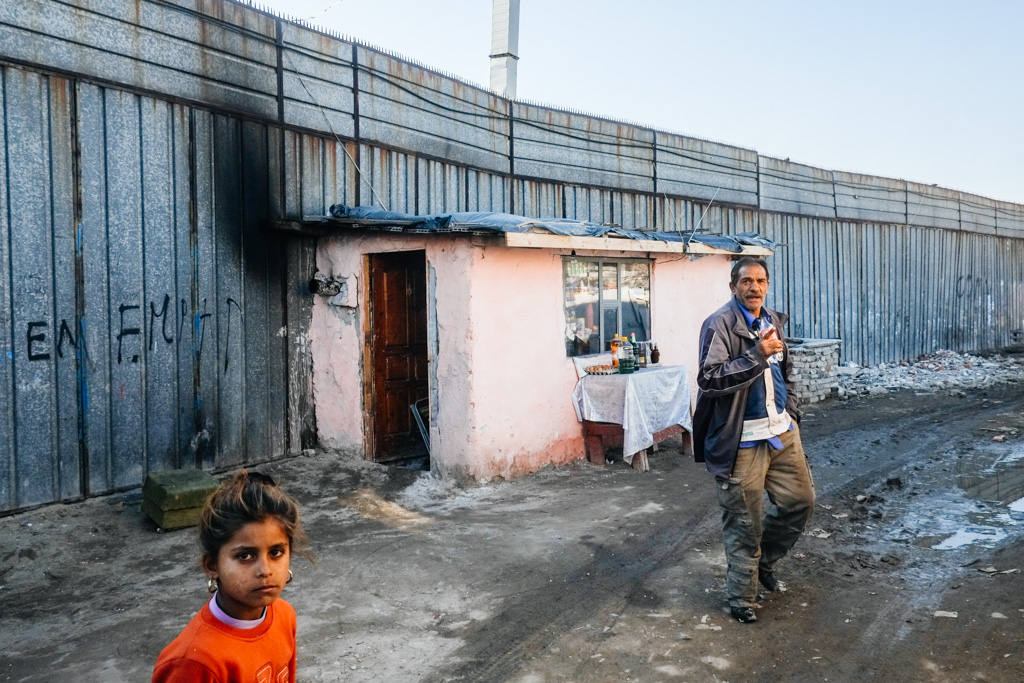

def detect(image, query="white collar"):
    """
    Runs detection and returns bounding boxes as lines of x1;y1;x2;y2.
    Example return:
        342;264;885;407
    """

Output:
208;592;267;629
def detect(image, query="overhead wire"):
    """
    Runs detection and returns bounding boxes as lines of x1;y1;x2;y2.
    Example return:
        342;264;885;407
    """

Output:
283;51;390;211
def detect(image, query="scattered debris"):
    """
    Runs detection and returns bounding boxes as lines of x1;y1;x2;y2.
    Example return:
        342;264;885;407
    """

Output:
978;566;1020;576
838;350;1024;395
992;434;1007;442
809;529;832;539
695;614;722;631
991;613;1009;619
934;611;958;618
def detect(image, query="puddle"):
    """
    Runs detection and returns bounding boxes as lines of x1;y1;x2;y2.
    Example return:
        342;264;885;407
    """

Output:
931;527;1008;550
879;442;1024;553
958;455;1024;505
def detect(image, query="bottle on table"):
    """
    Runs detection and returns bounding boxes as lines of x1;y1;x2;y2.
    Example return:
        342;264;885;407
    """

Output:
610;335;621;367
618;336;634;374
650;342;660;365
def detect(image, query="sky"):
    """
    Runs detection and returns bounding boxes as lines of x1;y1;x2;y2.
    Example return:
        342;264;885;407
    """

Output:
255;0;1024;204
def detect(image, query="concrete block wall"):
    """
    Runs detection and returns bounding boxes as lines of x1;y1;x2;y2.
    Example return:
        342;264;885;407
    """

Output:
789;339;841;405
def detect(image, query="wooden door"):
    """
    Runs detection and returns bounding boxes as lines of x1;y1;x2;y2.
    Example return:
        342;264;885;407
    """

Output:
369;251;429;463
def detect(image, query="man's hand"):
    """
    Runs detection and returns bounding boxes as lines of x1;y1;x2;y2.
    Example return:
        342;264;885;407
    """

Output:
756;328;784;359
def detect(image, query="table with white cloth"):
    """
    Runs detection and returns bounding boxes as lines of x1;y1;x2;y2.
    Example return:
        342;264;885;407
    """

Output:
571;365;693;471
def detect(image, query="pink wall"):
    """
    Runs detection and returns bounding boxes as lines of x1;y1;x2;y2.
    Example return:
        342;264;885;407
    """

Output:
650;254;735;405
457;247;583;481
310;234;736;482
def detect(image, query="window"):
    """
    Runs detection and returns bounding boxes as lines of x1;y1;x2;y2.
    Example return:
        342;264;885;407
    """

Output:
563;257;651;357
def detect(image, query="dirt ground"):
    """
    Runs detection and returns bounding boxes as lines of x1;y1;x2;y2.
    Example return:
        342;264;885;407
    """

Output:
2;384;1023;682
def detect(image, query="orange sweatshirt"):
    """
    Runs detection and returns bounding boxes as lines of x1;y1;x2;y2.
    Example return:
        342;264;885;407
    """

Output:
152;599;296;683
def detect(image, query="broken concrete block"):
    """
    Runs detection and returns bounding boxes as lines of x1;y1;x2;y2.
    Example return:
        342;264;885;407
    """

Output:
142;469;219;530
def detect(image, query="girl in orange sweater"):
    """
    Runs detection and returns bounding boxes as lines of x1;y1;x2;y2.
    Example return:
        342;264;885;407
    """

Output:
153;471;307;683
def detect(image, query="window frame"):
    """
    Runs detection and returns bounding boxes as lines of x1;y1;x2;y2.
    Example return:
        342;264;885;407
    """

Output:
562;256;652;358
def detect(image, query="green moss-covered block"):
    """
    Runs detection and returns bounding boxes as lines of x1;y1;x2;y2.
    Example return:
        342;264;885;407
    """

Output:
142;469;219;529
142;498;205;530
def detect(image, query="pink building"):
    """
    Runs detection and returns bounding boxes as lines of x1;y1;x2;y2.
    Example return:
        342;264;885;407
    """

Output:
284;208;772;483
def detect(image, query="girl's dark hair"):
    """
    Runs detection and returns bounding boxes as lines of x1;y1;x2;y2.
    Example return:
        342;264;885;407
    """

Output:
198;470;308;560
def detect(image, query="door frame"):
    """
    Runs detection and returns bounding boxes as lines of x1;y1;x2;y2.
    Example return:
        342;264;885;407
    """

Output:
361;250;430;463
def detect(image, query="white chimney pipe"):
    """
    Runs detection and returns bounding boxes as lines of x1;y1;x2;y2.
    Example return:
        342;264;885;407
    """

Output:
489;0;520;98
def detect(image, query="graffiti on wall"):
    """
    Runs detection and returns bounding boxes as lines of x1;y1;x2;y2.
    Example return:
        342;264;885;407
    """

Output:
14;294;244;371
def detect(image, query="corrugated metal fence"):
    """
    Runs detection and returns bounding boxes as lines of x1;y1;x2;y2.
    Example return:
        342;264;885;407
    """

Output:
2;0;1023;511
0;64;343;511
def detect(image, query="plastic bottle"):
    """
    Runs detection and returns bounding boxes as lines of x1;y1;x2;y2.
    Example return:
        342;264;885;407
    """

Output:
610;335;621;367
619;336;634;374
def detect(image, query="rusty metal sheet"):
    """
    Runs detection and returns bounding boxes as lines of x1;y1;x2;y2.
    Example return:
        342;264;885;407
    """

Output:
0;56;309;515
513;104;654;193
655;133;758;206
0;69;11;510
514;179;561;219
192;109;221;469
466;169;510;213
241;120;273;462
6;0;1024;514
171;104;197;467
906;182;960;230
357;47;510;175
281;22;356;138
417;158;463;214
212;114;246;468
77;82;112;496
958;192;997;235
758;157;836;218
48;75;81;501
102;88;146;489
995;200;1024;236
140;98;181;474
357;143;414;213
0;0;279;120
833;171;906;224
3;69;64;507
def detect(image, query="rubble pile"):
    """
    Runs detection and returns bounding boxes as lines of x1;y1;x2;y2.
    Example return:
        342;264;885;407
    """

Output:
837;349;1024;397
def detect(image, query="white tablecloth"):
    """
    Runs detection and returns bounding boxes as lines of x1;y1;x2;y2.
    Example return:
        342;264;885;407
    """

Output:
571;365;692;462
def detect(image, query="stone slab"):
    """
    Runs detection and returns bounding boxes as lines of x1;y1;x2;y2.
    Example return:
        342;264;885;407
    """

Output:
142;469;219;511
142;498;205;530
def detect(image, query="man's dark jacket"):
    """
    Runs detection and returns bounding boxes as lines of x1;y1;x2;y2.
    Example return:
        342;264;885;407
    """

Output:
692;298;802;477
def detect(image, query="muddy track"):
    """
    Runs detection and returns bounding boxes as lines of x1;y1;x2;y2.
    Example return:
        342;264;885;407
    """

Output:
446;385;1024;682
750;386;1024;682
443;505;723;682
1;384;1022;681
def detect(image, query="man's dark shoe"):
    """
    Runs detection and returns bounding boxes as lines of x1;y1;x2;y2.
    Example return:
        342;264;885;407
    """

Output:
730;606;757;623
758;569;787;593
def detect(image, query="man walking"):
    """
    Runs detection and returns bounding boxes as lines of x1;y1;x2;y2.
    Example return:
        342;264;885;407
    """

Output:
693;257;815;623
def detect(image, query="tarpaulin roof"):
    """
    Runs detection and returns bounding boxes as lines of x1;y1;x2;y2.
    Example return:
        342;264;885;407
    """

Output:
325;205;776;254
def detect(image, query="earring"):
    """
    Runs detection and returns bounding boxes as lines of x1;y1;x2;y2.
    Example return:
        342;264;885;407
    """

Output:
287;569;293;584
207;576;219;593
